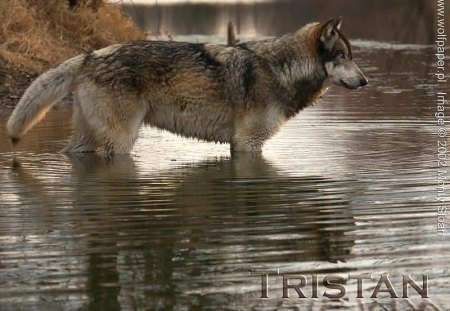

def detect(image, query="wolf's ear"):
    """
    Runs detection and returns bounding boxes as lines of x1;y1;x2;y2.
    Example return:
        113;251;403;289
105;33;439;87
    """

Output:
334;16;343;31
319;17;341;49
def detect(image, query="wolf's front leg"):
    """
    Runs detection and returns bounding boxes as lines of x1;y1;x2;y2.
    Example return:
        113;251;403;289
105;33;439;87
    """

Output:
231;106;286;154
230;139;264;153
230;127;269;153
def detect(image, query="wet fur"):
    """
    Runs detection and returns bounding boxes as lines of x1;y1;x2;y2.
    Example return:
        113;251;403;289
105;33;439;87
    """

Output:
7;18;366;154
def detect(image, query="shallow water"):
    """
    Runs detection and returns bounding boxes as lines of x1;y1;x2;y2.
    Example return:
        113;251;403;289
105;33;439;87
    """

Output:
1;1;449;310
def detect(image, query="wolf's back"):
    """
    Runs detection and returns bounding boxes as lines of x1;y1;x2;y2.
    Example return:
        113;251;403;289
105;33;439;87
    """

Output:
6;54;85;143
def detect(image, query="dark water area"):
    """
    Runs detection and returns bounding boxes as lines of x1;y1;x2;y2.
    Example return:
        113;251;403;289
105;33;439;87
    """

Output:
1;0;449;310
124;0;439;45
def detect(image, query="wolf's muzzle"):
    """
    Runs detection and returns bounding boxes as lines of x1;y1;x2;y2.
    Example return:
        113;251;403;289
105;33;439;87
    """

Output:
359;76;368;87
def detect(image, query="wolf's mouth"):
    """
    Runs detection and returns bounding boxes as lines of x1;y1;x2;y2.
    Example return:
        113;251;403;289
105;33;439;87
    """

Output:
339;79;357;90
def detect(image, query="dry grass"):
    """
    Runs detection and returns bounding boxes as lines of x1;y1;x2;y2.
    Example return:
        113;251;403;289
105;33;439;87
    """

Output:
0;0;145;72
0;0;145;107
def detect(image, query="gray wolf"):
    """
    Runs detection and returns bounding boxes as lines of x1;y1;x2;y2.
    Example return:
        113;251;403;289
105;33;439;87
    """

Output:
7;17;367;155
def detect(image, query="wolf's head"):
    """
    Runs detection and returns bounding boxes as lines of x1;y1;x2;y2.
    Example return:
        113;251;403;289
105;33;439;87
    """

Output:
317;17;368;89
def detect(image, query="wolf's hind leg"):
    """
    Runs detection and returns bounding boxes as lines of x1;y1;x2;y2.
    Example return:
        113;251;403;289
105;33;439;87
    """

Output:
73;85;147;155
62;102;98;153
97;102;147;155
63;133;97;153
101;128;140;155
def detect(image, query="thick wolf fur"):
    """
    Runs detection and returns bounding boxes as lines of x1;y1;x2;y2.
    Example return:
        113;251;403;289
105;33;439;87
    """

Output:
7;17;367;154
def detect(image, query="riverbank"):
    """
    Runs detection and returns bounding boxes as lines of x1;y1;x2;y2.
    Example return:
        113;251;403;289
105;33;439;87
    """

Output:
0;0;145;108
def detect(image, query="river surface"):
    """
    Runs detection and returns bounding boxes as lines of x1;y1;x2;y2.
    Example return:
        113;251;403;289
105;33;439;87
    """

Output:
0;0;449;310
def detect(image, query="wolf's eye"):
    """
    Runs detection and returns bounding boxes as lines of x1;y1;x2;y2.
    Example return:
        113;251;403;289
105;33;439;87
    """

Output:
340;53;346;59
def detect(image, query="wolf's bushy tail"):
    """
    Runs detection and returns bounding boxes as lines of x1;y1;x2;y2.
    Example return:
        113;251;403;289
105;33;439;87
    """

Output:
6;54;85;144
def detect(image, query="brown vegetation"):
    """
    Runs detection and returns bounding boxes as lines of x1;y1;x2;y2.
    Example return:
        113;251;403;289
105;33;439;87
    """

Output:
0;0;145;108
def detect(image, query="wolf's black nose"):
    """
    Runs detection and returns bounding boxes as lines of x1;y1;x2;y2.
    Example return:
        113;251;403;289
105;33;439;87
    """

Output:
360;77;368;86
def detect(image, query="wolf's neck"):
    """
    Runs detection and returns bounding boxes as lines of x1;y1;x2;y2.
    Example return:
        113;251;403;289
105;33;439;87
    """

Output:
242;26;327;117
